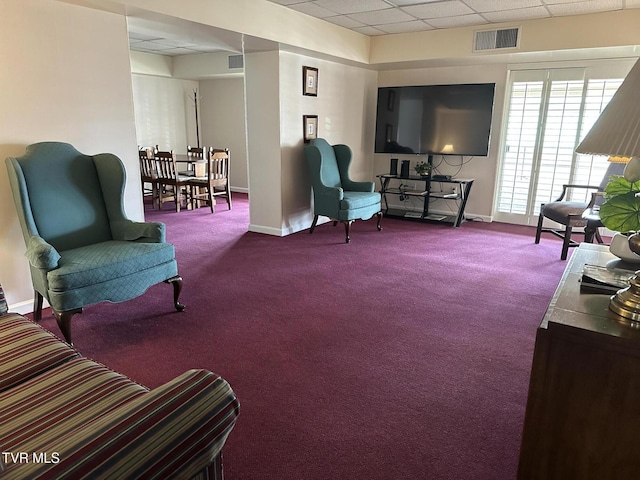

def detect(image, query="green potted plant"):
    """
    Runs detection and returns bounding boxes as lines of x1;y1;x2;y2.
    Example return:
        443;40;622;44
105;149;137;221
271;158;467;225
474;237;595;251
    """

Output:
599;175;640;260
414;161;431;176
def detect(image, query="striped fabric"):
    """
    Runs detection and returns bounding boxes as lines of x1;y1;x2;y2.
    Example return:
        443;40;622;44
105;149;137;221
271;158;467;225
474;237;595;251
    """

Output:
1;360;239;479
0;313;78;392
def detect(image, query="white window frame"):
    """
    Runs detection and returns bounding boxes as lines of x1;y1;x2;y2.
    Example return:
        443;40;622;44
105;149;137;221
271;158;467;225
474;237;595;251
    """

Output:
493;59;636;226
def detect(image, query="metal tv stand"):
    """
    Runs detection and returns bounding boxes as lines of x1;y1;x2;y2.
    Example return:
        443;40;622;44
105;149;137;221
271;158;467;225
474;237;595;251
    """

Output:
377;174;474;227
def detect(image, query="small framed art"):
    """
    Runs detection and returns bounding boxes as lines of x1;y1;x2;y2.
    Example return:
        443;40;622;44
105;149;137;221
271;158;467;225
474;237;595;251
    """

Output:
303;115;318;143
303;66;318;96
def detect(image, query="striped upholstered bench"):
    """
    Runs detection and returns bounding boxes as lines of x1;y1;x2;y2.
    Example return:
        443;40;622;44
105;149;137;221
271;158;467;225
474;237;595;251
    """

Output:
0;312;239;479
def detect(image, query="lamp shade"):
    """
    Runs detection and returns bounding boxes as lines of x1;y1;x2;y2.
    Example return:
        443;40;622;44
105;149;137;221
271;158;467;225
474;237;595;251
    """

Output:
576;58;640;158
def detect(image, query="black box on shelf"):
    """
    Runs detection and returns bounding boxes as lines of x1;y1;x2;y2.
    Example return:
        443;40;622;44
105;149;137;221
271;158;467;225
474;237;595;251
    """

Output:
390;158;398;175
400;160;410;178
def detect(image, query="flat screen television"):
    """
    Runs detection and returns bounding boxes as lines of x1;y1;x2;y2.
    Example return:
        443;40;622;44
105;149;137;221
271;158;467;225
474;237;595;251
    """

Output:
374;83;496;156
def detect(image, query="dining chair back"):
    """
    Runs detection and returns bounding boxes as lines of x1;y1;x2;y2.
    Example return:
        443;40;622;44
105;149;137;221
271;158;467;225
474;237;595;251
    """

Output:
185;145;207;176
187;145;206;158
139;147;156;207
187;148;232;213
153;150;190;212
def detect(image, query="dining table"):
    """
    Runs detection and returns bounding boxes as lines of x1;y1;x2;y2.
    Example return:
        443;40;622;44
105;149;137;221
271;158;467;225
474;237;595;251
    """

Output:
173;153;210;210
175;153;207;178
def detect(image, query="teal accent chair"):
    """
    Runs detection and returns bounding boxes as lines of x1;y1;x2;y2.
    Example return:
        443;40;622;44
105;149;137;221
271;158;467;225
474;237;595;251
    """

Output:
304;138;382;243
6;142;184;344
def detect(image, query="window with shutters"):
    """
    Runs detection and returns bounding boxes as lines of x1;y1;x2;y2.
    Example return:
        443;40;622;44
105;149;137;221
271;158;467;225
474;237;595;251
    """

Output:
494;66;626;226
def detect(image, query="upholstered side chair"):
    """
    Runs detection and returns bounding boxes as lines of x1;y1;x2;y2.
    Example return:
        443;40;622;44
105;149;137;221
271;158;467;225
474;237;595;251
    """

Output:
6;142;184;344
535;161;625;260
304;138;382;243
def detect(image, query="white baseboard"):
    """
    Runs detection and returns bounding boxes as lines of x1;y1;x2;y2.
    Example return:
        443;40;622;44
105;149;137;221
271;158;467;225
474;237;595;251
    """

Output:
9;299;37;315
248;224;286;236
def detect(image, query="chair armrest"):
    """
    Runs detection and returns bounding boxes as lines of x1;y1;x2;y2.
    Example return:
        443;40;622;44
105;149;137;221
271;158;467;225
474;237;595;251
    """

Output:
319;186;344;200
26;236;61;270
342;179;375;192
555;183;600;201
111;220;166;243
588;191;604;209
17;370;240;479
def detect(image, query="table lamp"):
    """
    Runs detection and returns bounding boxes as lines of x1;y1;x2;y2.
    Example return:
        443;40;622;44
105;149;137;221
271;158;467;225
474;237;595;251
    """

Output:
575;57;640;321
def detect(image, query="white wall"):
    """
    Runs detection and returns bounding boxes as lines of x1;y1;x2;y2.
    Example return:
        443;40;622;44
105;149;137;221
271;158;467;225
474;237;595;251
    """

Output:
244;49;379;236
131;52;249;191
63;0;371;64
199;78;248;192
173;52;244;78
131;74;199;151
278;51;378;234
244;50;283;235
0;0;140;312
370;10;640;65
129;50;173;77
377;64;508;220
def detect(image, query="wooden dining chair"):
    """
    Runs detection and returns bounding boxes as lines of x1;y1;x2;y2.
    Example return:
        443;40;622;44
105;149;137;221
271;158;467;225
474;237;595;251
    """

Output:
188;148;232;213
153;150;191;212
138;147;157;208
184;145;206;176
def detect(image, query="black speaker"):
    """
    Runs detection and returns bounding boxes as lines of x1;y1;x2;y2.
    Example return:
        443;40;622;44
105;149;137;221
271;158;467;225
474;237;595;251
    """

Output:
400;160;410;178
390;158;398;176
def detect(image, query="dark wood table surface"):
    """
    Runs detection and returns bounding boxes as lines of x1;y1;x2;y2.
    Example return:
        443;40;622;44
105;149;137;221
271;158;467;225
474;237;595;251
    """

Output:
518;243;640;479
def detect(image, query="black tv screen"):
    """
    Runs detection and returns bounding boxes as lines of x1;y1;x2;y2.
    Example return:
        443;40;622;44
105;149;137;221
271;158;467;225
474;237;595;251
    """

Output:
374;83;496;156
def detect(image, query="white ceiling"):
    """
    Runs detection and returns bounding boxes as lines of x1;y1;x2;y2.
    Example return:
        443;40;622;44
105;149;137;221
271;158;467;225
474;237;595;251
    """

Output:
128;16;243;56
265;0;640;35
127;0;640;56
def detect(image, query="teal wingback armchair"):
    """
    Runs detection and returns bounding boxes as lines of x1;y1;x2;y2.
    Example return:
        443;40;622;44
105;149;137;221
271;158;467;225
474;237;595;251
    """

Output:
304;138;382;243
6;142;184;344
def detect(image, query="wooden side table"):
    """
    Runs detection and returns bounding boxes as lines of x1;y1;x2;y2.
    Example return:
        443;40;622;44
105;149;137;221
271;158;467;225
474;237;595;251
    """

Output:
518;243;640;479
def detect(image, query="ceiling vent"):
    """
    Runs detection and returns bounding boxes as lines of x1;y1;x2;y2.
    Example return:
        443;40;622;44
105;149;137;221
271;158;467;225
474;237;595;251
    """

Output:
473;27;520;52
228;54;244;69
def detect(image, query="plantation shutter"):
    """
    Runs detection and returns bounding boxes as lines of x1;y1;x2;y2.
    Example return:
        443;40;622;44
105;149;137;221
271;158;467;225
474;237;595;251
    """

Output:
495;66;625;225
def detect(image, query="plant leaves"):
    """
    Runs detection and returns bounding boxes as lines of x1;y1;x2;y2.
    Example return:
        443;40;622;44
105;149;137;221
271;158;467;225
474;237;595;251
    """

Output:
604;175;640;198
600;192;640;232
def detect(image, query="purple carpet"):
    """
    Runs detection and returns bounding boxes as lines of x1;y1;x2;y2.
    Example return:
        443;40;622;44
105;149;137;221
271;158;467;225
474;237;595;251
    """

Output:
34;194;568;479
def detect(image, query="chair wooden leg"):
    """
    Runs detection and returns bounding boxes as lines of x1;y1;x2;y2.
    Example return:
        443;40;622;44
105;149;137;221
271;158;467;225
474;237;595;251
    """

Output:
535;212;544;244
344;220;352;244
209;188;215;214
33;290;43;322
53;308;82;345
376;211;383;231
165;275;185;311
595;229;604;244
226;189;232;210
310;215;319;234
561;226;572;260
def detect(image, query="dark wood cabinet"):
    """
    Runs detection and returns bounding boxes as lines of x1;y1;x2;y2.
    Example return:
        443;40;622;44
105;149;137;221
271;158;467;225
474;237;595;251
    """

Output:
518;244;640;479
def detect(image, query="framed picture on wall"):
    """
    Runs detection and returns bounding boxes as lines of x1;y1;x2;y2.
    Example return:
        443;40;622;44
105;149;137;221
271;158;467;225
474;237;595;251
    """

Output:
303;66;318;96
303;115;318;143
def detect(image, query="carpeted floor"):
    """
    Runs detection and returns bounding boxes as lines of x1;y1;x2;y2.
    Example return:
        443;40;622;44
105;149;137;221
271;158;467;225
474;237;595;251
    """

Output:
35;194;569;479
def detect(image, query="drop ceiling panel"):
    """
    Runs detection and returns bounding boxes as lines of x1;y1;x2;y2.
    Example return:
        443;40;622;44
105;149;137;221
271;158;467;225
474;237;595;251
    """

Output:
129;0;640;58
313;0;392;15
348;8;417;24
426;13;488;28
463;0;543;12
482;5;549;22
